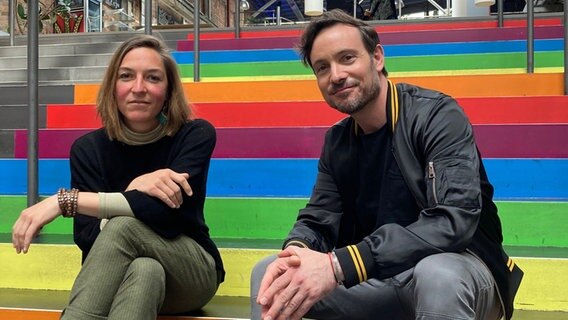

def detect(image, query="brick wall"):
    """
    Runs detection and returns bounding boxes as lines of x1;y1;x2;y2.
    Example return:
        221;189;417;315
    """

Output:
0;1;10;33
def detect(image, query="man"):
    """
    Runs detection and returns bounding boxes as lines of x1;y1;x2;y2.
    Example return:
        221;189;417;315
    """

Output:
250;9;523;320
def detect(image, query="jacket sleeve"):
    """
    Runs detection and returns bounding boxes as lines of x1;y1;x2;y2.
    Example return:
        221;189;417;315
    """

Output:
334;96;482;287
283;131;343;253
121;120;216;239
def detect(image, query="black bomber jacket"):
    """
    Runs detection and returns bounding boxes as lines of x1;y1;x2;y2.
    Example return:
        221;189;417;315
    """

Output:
284;81;523;319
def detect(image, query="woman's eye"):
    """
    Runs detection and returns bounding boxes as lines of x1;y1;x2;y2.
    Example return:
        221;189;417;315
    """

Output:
148;75;162;82
118;72;132;80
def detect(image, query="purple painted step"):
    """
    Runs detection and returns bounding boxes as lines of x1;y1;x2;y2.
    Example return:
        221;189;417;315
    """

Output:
13;124;568;159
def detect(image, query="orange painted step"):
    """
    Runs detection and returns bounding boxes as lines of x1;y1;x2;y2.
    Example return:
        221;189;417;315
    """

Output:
0;308;242;320
74;73;564;104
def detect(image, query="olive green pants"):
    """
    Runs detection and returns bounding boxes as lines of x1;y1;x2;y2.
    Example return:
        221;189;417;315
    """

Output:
61;216;218;320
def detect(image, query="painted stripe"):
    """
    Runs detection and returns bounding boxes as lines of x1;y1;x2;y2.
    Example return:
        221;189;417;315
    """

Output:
73;73;565;104
176;26;564;51
46;96;568;129
473;124;568;158
185;18;562;39
1;198;568;247
0;159;567;199
12;124;568;159
346;245;364;283
173;51;563;78
0;308;246;320
14;127;327;159
0;244;566;311
170;39;563;64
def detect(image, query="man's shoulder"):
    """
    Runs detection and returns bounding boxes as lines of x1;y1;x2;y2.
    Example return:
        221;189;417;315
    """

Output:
397;82;449;101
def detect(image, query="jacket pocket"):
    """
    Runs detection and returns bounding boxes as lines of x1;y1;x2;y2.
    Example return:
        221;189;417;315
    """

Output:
426;157;481;208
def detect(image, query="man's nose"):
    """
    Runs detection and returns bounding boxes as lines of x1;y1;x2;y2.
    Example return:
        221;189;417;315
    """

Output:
330;64;347;83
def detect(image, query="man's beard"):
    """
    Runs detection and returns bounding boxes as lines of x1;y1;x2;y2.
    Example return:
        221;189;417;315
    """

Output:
325;71;381;115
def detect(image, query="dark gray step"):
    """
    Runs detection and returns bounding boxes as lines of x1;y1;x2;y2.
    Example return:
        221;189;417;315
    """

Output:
0;106;47;131
0;85;74;105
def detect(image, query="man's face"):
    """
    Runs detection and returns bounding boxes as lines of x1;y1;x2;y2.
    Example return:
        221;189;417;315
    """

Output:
310;24;383;115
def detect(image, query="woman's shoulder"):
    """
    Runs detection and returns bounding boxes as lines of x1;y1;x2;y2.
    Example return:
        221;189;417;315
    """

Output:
177;118;216;137
71;128;111;151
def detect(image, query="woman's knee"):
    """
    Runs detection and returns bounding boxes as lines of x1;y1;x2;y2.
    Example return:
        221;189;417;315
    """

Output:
127;257;166;290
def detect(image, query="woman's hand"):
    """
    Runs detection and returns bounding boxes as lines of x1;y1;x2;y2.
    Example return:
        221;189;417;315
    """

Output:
12;195;61;254
126;169;192;209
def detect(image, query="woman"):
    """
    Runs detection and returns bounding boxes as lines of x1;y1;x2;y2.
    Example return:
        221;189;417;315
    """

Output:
12;34;224;319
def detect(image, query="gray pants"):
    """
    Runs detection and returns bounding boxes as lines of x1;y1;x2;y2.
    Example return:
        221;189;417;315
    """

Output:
251;252;502;320
61;216;218;320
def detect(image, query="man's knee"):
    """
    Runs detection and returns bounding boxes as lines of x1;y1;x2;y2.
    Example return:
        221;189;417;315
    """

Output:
413;253;473;293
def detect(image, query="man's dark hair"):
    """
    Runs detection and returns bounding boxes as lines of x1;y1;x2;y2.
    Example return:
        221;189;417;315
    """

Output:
298;9;388;76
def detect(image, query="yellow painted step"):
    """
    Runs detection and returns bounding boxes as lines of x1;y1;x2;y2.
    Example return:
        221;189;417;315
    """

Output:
0;244;566;312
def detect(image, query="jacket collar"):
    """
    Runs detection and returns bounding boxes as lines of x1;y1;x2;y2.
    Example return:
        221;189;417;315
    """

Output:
354;79;399;136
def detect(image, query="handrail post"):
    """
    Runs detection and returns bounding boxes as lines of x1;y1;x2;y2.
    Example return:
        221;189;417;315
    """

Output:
526;0;534;74
145;0;152;34
9;0;15;46
27;0;39;206
194;0;200;82
235;0;241;38
497;0;503;28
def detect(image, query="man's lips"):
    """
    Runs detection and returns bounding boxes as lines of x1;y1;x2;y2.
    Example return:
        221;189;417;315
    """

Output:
330;85;354;96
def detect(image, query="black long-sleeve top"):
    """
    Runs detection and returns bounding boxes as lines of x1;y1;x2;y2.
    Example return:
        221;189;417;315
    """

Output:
69;119;224;283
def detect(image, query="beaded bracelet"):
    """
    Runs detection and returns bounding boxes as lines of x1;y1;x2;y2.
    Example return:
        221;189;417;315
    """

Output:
57;188;79;218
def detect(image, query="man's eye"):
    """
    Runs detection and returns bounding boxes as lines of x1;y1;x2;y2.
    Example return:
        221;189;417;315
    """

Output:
315;65;328;74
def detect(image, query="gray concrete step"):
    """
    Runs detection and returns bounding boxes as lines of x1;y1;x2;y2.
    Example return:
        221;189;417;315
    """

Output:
0;54;113;69
1;66;107;83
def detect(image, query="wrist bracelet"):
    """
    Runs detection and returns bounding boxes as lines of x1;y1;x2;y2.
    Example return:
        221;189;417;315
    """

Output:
57;188;79;218
331;251;345;285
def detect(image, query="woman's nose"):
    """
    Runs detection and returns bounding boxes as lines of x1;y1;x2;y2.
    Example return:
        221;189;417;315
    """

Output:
131;77;146;93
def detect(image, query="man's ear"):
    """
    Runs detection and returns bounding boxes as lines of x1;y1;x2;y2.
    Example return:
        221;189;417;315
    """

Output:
373;44;385;73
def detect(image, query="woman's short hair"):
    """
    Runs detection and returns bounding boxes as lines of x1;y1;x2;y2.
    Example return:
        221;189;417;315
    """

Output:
96;34;191;141
298;9;388;77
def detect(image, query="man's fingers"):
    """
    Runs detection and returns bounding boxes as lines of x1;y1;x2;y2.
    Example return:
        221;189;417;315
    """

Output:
257;256;299;302
265;284;299;320
288;296;317;320
278;290;306;320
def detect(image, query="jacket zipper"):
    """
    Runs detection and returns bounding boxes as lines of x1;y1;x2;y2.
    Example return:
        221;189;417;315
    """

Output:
428;161;438;205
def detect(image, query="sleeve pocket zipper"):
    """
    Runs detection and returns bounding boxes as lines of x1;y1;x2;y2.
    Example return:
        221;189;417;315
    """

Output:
428;161;439;205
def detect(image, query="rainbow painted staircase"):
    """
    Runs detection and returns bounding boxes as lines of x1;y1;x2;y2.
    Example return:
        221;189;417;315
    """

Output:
1;16;567;319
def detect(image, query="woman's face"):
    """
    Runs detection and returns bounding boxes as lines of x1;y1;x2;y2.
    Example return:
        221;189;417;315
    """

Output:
115;47;169;133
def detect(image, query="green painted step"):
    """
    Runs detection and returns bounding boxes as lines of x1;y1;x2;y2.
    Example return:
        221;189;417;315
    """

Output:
2;196;567;248
176;52;564;78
